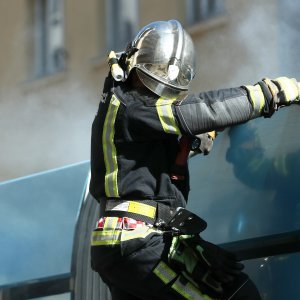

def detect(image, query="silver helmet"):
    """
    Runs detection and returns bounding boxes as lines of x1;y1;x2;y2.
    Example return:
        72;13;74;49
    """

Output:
126;20;196;99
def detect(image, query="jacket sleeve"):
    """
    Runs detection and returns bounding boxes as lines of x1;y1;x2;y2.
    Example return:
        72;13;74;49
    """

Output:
173;86;263;135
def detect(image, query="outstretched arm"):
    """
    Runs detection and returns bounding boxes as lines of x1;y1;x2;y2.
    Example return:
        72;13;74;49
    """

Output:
173;77;300;135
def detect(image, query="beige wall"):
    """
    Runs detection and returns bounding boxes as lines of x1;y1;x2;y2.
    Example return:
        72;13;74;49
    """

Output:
0;0;284;181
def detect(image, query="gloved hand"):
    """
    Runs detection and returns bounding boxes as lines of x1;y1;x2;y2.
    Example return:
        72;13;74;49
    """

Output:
168;234;244;298
263;77;300;107
191;131;217;155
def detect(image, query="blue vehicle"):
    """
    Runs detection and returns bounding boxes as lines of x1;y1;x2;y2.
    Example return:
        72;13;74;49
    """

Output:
1;110;300;299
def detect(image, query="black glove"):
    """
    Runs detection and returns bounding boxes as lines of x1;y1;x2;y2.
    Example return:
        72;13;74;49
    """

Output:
168;235;244;298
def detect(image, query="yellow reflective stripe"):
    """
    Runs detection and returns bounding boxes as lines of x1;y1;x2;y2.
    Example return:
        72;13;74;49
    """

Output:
91;230;121;246
92;225;161;246
105;200;157;220
127;201;156;219
156;98;181;135
153;261;177;284
245;85;265;117
276;77;299;101
172;276;211;300
103;94;120;197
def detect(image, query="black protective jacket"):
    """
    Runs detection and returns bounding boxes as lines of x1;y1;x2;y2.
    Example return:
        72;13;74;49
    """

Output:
89;80;257;211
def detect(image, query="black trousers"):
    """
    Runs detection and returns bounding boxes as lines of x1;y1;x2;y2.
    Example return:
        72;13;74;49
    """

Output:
91;229;261;300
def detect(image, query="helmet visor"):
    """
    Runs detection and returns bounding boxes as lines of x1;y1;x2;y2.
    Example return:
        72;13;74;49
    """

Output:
136;69;189;100
142;62;195;90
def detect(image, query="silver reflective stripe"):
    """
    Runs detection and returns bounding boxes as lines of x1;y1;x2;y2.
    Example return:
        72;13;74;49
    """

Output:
91;230;121;246
156;98;181;134
91;217;121;246
103;94;120;197
171;276;211;300
153;261;177;284
103;217;119;230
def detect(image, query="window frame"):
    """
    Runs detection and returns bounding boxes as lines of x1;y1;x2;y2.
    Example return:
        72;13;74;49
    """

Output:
105;0;139;52
186;0;225;26
33;0;66;78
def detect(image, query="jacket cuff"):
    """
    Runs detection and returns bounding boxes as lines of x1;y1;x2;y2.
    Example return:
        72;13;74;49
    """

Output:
243;84;266;118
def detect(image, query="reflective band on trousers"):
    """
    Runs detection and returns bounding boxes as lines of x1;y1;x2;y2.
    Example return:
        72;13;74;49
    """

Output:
156;98;181;135
244;85;265;117
172;276;212;300
91;217;121;246
91;230;122;246
153;262;212;300
153;261;177;284
91;228;161;246
103;94;120;198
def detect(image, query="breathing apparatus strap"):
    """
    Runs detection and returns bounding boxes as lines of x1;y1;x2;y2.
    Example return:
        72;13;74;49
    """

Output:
102;199;207;234
102;199;176;225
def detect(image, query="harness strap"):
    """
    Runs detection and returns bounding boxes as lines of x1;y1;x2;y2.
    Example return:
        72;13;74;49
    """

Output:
103;199;177;226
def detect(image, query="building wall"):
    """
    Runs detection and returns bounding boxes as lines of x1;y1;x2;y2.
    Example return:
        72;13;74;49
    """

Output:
0;0;294;181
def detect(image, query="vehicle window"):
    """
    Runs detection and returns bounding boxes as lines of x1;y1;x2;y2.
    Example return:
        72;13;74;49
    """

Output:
0;162;90;286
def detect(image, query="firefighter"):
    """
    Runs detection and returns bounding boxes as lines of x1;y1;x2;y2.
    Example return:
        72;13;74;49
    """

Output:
89;20;300;299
